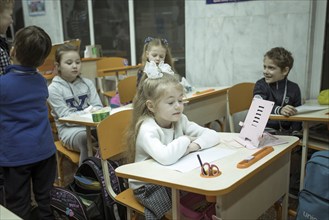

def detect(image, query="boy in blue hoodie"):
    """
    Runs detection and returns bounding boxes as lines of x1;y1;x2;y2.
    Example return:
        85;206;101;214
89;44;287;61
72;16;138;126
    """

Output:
0;25;56;219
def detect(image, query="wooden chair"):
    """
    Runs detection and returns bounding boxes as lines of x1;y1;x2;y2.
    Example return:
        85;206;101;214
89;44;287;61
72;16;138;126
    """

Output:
47;104;80;186
118;75;137;104
96;57;129;105
97;109;145;220
227;82;255;132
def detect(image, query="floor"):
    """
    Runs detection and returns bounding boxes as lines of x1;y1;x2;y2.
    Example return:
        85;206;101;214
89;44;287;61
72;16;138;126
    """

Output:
56;156;299;220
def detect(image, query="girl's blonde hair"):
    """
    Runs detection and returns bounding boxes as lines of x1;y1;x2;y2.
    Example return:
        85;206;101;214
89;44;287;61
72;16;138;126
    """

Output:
0;0;14;13
140;37;174;68
126;73;183;163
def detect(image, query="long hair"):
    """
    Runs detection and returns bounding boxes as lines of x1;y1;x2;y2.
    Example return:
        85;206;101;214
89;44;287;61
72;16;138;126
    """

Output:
126;73;183;163
0;0;14;13
140;37;174;68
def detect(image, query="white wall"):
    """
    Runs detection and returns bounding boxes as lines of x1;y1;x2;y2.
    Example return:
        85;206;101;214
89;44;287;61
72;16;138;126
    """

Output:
22;0;63;44
186;0;327;99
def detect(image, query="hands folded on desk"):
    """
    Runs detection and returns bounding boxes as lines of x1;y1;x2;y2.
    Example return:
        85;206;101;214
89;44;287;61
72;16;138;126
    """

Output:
184;136;201;155
280;105;297;116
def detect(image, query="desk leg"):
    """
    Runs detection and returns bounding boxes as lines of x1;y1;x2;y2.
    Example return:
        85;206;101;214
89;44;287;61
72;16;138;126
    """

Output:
215;196;223;219
86;126;93;157
171;189;180;220
300;122;309;190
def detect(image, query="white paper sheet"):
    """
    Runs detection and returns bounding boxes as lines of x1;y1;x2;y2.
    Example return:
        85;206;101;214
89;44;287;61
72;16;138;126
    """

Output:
296;105;328;114
163;147;236;172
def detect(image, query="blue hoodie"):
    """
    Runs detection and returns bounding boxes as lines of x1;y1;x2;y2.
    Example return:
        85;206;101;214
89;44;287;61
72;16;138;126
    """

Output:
0;65;56;166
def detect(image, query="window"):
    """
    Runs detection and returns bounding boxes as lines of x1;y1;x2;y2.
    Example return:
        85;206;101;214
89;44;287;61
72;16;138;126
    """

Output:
134;0;185;77
92;0;130;59
61;0;90;57
60;0;185;75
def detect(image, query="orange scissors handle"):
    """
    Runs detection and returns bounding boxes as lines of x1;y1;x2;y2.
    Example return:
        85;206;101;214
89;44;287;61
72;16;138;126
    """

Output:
202;163;219;176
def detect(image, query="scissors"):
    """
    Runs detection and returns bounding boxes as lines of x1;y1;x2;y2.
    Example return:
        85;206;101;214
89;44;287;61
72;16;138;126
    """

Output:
201;162;220;176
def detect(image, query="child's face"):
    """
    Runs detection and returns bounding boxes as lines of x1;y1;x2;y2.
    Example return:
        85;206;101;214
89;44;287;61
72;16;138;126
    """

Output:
0;8;13;35
57;51;81;82
263;56;288;84
146;45;166;65
147;85;184;128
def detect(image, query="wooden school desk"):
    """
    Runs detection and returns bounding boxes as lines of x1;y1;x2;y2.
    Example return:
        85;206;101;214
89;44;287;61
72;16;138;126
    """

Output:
269;105;329;190
184;87;230;128
0;205;22;220
115;133;299;220
58;105;133;157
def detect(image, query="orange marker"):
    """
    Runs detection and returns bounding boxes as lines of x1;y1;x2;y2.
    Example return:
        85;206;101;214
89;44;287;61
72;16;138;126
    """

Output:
192;89;215;96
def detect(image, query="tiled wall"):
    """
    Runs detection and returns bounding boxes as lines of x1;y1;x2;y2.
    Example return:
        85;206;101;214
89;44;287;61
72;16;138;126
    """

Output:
186;0;326;99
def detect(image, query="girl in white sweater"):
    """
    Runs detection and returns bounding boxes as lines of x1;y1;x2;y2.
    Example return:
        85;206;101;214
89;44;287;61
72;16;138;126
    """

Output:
126;64;221;220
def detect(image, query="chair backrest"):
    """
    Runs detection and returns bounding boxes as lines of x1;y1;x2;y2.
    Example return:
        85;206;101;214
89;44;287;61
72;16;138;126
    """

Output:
96;57;128;76
227;82;255;132
97;109;133;161
118;76;137;104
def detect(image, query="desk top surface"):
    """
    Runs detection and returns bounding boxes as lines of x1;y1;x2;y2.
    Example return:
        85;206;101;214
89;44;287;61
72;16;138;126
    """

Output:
185;86;230;102
270;100;329;122
116;133;299;196
0;205;22;219
59;105;132;126
97;64;141;76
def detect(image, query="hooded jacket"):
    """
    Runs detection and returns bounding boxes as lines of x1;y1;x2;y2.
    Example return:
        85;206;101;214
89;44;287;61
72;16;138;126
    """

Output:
48;75;103;149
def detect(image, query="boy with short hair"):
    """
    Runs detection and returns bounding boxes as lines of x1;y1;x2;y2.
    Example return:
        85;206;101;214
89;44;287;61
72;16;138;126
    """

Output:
253;47;302;134
254;47;302;196
0;25;56;219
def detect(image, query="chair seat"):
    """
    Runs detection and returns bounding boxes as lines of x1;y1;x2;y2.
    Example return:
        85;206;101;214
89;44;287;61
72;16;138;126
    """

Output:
55;141;80;164
115;188;145;215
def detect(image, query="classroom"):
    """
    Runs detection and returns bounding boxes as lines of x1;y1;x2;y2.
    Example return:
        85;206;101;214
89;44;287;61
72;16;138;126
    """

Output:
1;0;328;219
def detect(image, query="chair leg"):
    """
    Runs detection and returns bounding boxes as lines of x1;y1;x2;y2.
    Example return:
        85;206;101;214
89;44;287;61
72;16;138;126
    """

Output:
55;152;64;187
274;201;282;220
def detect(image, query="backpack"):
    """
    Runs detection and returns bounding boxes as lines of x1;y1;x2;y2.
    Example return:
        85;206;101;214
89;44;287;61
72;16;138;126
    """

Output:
296;151;329;220
51;157;127;220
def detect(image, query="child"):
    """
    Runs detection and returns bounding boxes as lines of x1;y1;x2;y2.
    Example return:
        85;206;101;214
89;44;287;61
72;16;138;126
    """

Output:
110;37;175;107
136;36;175;86
253;47;302;196
0;25;56;219
48;43;103;165
126;69;221;219
253;47;302;134
0;0;14;75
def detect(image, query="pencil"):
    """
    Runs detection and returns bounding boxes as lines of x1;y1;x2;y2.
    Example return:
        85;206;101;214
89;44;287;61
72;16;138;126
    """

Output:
197;154;207;175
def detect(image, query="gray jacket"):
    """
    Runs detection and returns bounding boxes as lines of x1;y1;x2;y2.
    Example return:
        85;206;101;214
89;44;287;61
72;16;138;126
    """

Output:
48;76;103;148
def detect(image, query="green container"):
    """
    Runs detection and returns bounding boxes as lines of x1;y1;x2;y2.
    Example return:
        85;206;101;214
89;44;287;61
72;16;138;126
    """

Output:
92;111;109;122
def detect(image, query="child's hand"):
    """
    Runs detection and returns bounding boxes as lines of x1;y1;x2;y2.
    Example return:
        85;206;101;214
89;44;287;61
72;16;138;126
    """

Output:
280;105;297;116
184;142;200;155
188;136;197;142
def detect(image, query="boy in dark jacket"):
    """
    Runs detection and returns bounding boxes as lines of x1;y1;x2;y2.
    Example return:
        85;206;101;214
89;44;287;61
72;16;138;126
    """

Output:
253;47;302;134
